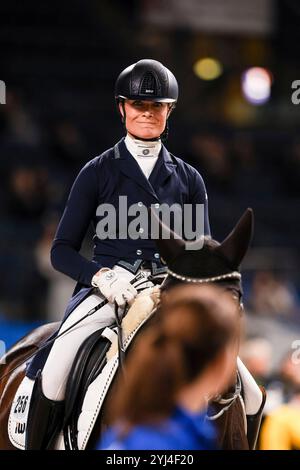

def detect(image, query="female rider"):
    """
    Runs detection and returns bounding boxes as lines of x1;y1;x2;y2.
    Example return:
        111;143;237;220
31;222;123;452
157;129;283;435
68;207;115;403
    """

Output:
22;59;210;449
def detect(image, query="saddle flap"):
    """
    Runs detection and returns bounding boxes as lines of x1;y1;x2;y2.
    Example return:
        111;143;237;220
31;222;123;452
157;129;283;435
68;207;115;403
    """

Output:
64;328;115;429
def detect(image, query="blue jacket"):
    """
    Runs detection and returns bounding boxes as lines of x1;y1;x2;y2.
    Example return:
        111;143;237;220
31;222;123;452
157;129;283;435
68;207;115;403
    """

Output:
51;137;210;290
97;406;217;450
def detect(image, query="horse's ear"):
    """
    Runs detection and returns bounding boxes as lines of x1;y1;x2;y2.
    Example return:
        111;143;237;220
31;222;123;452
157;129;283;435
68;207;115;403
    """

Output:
216;208;254;269
149;207;185;264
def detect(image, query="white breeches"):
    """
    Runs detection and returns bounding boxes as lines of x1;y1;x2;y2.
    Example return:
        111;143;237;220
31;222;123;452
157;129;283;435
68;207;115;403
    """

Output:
41;266;137;401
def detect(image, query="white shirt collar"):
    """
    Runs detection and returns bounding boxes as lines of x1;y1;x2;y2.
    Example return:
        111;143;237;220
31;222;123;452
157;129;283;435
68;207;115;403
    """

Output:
125;134;161;159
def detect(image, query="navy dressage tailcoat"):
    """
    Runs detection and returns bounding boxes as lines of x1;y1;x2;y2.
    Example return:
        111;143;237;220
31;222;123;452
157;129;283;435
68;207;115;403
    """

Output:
26;138;210;378
50;137;210;313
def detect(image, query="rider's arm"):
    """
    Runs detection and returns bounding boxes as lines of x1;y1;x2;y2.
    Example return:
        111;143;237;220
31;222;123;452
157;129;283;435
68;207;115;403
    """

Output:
50;161;101;286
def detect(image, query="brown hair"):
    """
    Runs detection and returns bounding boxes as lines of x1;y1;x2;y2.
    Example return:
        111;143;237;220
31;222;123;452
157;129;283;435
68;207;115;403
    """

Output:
107;285;240;428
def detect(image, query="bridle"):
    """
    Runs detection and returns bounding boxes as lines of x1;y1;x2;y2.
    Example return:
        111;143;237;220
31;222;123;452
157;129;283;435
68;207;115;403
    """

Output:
166;268;242;284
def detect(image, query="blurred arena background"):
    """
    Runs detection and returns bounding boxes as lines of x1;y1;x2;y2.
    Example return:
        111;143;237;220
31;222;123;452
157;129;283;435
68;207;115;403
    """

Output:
0;0;300;449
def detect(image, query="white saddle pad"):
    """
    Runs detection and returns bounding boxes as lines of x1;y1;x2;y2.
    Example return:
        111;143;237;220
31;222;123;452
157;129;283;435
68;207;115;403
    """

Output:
237;357;264;415
8;376;35;450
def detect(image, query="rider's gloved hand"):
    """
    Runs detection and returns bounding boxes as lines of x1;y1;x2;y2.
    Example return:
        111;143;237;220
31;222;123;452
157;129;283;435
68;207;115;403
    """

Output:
91;268;137;308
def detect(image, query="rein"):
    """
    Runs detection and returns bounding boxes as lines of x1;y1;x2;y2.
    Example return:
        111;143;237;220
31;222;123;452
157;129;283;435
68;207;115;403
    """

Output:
0;271;151;383
114;303;127;374
206;372;242;421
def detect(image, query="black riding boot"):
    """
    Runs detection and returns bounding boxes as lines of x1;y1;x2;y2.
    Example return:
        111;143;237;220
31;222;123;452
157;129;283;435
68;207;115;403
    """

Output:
25;370;65;450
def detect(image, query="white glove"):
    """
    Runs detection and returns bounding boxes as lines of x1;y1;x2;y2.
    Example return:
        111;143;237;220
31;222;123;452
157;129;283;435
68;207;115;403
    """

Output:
91;269;137;308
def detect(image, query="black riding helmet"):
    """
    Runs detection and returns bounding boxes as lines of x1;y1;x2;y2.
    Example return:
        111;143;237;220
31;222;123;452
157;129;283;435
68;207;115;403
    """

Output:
115;59;179;140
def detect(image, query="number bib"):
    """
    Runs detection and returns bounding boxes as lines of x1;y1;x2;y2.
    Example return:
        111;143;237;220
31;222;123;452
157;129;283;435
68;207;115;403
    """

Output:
8;376;35;449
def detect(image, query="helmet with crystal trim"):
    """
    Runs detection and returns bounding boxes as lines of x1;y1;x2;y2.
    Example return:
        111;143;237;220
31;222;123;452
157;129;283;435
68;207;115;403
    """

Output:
115;59;178;104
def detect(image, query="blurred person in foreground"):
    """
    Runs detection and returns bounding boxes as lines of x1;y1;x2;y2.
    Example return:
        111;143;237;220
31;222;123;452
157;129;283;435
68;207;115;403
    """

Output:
20;59;210;449
98;285;240;450
260;353;300;450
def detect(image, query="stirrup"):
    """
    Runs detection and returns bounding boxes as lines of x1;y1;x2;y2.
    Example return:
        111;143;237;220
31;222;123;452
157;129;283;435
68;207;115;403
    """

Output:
25;370;65;450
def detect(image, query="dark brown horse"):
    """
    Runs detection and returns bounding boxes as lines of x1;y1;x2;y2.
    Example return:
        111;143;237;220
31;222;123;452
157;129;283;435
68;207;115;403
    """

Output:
0;323;58;449
0;208;264;450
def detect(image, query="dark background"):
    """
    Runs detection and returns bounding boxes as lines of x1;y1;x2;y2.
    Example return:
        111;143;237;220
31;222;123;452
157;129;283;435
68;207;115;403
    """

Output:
0;0;299;325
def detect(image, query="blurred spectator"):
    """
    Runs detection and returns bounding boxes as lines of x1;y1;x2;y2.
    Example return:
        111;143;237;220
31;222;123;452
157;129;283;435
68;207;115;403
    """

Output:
260;354;300;450
231;133;276;199
0;243;48;322
41;119;89;209
5;165;50;221
98;285;240;450
249;271;298;317
35;217;75;322
240;337;285;415
0;90;41;146
279;352;300;401
48;120;87;179
281;137;300;198
188;133;234;195
239;337;273;387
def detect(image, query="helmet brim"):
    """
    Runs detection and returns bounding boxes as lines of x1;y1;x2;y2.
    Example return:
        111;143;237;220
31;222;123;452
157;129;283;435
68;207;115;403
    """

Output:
116;94;177;103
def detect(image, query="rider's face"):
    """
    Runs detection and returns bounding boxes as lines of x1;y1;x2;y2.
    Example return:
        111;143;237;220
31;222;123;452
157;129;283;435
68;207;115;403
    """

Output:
120;100;170;140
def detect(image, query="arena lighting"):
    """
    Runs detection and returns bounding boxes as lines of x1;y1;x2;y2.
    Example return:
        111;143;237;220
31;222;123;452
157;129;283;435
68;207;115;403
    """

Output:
242;67;272;105
193;57;223;81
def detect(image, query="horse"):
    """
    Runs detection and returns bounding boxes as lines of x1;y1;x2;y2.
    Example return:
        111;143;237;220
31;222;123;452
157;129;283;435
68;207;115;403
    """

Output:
0;208;265;450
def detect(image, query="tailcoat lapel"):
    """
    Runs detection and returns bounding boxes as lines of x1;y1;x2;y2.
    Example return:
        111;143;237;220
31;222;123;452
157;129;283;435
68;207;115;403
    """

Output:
114;139;177;201
149;144;177;190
